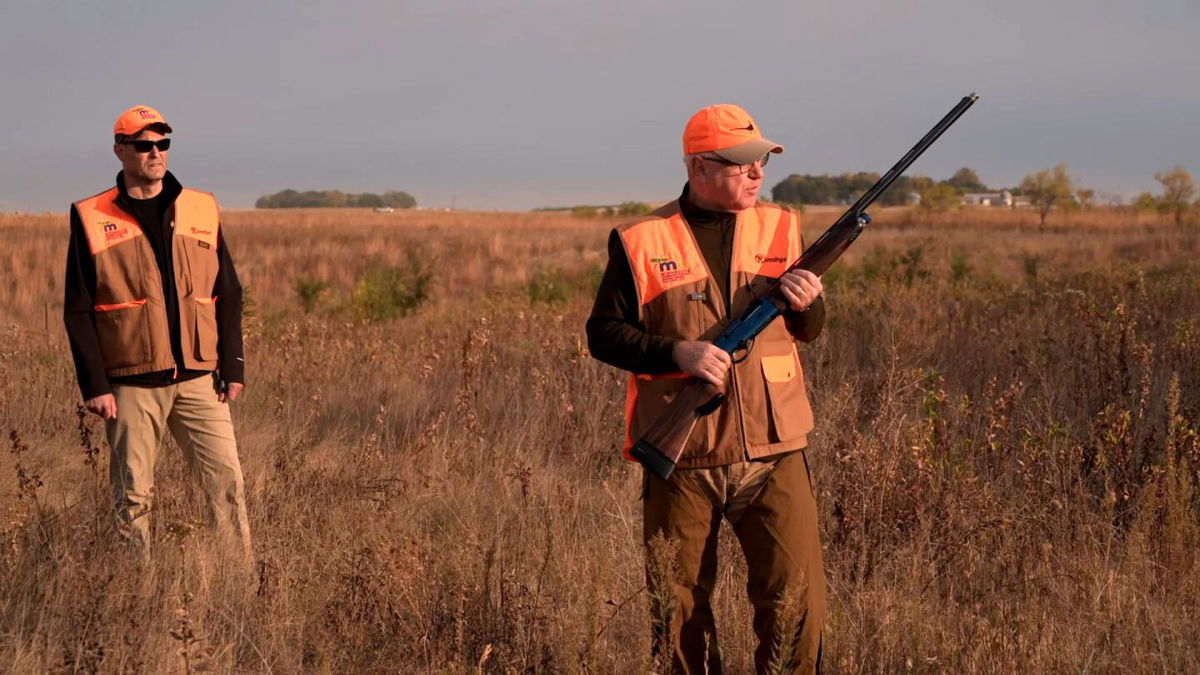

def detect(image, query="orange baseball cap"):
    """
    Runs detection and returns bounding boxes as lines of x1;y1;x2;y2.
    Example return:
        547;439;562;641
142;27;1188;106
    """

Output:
683;103;783;165
113;105;173;137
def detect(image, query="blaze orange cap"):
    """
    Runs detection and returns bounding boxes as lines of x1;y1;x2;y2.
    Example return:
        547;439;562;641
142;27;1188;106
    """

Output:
683;103;783;165
113;105;173;138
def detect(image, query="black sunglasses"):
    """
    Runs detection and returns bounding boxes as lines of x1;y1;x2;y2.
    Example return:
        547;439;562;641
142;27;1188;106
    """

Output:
119;138;171;153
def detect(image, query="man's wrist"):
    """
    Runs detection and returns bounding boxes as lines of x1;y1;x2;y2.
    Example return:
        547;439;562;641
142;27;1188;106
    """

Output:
666;338;683;364
81;384;113;401
217;360;245;384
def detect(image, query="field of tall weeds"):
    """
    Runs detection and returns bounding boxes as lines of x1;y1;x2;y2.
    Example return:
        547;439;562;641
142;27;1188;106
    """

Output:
1;206;1197;672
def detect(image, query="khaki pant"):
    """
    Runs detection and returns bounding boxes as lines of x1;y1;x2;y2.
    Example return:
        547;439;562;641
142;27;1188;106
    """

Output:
105;375;251;558
644;450;825;674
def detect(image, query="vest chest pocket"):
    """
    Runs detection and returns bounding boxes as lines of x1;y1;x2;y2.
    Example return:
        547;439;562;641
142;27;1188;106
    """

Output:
193;297;219;362
189;238;219;286
94;299;151;369
176;236;219;297
759;352;808;443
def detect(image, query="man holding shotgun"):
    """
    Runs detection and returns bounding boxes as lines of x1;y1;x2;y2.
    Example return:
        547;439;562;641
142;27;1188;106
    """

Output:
587;103;827;673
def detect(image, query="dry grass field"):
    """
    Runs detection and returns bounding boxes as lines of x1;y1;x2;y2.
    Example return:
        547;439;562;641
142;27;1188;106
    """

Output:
1;205;1198;673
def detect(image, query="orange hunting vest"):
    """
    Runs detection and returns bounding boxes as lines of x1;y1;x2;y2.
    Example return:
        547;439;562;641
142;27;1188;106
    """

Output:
74;187;222;378
617;200;815;469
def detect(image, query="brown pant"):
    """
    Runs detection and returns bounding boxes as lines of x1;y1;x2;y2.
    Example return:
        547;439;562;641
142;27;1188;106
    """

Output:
644;450;825;674
105;375;251;558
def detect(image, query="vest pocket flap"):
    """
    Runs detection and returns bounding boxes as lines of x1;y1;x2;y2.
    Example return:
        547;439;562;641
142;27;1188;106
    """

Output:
761;354;797;383
194;296;216;305
94;298;149;312
636;375;689;406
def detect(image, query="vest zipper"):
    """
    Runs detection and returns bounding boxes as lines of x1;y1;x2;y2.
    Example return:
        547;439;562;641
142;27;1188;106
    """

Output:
717;213;751;460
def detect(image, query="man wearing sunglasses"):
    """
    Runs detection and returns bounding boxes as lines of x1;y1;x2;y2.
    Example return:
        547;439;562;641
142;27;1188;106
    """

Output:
587;104;826;673
63;105;251;559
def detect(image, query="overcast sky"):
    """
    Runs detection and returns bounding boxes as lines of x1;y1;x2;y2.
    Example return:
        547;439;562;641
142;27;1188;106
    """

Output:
1;0;1196;211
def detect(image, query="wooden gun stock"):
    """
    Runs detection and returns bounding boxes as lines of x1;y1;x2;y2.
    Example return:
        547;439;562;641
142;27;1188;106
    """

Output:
628;380;723;479
631;93;979;480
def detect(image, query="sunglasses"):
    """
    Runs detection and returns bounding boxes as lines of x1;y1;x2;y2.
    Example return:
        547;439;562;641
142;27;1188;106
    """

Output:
119;138;171;153
702;152;770;174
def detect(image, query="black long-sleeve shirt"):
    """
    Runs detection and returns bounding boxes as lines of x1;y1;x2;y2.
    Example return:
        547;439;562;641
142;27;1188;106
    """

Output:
586;184;825;374
63;171;244;400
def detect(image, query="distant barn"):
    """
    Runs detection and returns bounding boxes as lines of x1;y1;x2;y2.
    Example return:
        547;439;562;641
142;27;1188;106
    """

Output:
962;190;1014;207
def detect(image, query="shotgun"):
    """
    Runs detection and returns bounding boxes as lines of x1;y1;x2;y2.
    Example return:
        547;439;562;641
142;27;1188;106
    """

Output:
631;93;979;479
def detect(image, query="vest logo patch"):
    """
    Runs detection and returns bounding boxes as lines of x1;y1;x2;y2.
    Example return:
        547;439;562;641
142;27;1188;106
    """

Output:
755;254;788;264
651;256;691;283
190;227;214;236
100;221;129;241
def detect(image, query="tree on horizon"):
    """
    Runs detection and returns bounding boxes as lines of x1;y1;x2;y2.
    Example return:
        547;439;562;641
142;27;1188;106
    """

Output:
256;189;416;209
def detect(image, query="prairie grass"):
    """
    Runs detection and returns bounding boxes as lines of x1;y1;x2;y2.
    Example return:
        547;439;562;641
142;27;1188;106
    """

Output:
1;206;1198;672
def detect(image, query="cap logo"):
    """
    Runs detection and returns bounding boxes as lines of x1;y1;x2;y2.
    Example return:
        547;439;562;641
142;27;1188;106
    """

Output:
137;109;156;119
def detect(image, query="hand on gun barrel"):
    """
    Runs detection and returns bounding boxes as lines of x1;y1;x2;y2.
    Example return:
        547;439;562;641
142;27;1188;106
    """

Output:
779;269;823;313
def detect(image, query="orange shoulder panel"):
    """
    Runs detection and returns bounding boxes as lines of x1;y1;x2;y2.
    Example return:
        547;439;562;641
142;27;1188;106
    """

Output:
74;188;143;256
732;204;802;279
175;189;220;247
618;213;709;306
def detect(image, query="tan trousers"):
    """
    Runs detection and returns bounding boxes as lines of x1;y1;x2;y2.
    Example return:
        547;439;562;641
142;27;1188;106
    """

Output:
105;375;251;558
644;450;825;674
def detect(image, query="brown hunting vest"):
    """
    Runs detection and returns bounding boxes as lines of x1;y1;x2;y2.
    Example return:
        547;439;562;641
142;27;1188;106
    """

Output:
74;187;222;378
618;200;814;469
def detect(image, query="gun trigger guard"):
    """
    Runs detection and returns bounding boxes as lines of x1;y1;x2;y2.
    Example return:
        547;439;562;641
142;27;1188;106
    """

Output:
730;338;754;364
695;393;725;416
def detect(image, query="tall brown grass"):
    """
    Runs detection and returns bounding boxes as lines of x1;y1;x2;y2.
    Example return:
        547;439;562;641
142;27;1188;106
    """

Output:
1;206;1197;672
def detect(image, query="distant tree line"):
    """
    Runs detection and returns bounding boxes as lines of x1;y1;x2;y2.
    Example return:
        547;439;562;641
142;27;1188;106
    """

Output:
536;201;654;217
255;189;417;209
1016;164;1197;228
771;167;988;207
773;163;1198;228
